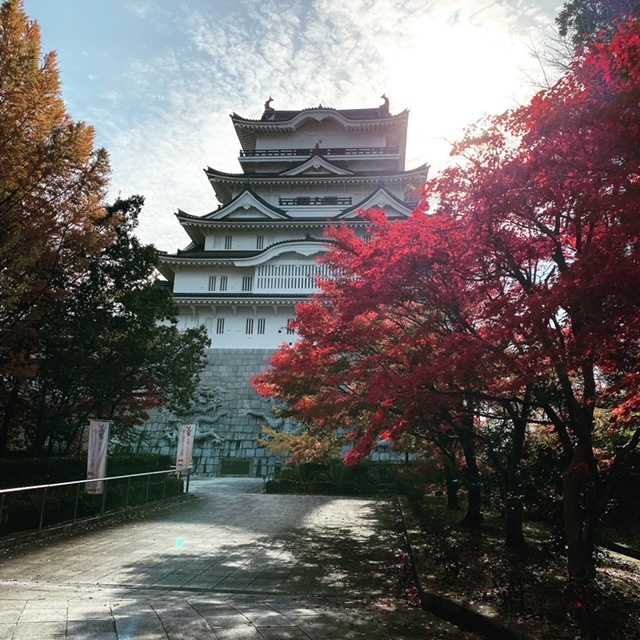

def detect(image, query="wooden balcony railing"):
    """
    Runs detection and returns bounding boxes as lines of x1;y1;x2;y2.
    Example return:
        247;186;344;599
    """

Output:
240;146;399;158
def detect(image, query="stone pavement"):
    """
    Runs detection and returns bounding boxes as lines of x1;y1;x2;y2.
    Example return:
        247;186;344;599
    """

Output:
0;478;474;639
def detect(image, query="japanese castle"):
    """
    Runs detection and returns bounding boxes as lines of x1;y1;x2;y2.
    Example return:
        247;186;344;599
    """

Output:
158;97;428;346
149;98;427;477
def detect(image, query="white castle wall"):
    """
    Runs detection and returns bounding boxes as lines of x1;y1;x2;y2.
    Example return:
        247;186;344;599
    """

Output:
204;229;313;251
177;307;298;350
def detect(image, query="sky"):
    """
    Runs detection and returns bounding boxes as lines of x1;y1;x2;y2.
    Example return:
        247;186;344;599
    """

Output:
25;0;563;252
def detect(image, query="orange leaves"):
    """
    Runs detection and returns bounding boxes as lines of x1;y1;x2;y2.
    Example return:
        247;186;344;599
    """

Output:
0;0;113;380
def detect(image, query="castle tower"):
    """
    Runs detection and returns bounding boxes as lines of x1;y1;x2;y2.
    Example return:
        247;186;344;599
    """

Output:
155;98;428;476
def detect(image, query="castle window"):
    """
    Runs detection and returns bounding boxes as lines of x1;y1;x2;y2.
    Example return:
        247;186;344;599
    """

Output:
216;318;225;334
257;318;266;334
242;275;253;292
224;235;233;250
245;318;254;334
286;318;295;335
219;275;228;291
256;235;264;250
208;275;217;291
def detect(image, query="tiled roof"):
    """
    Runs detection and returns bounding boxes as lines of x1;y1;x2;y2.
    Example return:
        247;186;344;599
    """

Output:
165;236;329;261
173;292;310;299
231;106;398;124
262;107;389;122
175;249;262;259
204;164;429;181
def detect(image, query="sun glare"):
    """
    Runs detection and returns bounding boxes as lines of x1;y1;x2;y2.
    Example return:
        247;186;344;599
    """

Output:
381;7;545;170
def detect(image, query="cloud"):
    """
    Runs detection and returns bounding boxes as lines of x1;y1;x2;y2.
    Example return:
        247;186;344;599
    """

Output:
125;1;152;19
99;0;557;252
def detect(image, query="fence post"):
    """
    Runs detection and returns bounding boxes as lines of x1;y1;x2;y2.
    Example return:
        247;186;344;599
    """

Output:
100;481;107;515
0;494;5;529
38;487;48;530
145;474;151;503
186;469;191;494
73;483;81;523
125;476;131;509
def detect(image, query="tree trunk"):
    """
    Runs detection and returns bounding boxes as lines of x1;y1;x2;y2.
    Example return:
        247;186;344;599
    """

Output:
505;410;527;550
563;440;598;638
459;425;482;528
563;442;598;581
505;497;525;549
443;456;460;510
31;386;48;456
0;381;20;456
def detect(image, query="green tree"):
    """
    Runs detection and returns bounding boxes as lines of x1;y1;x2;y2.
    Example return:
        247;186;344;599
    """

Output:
0;0;113;452
26;197;209;454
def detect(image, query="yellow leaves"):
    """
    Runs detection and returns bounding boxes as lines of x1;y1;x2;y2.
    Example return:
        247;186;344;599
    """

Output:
258;426;295;456
0;0;114;380
258;425;343;464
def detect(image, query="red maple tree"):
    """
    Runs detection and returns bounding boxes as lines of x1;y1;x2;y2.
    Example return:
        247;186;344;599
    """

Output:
255;17;640;629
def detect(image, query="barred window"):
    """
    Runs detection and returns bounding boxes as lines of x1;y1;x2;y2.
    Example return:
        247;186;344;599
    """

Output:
245;318;254;334
216;318;225;334
286;318;295;335
219;275;228;291
224;235;233;250
256;235;264;250
257;318;266;334
208;275;216;291
242;275;253;292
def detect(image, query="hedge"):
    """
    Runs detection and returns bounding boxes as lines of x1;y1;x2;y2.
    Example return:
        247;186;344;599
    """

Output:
0;454;183;537
0;454;175;489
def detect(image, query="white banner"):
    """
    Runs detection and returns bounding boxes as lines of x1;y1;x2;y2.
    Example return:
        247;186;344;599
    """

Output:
86;419;111;494
176;423;196;472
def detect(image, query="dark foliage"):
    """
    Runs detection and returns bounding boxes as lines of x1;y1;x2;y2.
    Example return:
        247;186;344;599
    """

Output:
557;0;640;44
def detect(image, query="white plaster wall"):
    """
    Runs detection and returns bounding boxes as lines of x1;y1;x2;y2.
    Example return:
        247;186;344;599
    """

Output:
242;184;366;202
239;157;401;174
204;229;322;251
255;183;407;203
174;266;251;294
178;306;299;349
226;182;409;205
255;122;388;150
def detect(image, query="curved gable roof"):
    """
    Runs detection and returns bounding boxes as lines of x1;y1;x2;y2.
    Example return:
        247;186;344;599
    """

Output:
231;107;409;150
279;155;354;177
336;187;415;219
204;189;290;220
231;238;330;266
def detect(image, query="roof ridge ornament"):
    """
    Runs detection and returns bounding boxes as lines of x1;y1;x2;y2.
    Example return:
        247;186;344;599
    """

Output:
381;93;390;115
262;96;275;121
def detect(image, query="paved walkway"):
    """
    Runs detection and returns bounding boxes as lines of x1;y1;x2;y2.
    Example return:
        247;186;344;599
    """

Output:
0;478;472;639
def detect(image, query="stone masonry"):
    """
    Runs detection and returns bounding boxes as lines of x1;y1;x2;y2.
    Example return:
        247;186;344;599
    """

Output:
133;349;295;478
134;348;409;478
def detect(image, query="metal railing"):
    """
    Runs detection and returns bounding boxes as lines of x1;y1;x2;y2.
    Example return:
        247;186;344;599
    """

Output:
240;146;399;158
0;468;191;538
279;196;352;206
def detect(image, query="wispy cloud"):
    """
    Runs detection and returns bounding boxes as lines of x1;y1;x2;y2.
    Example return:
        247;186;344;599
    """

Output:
97;0;557;251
